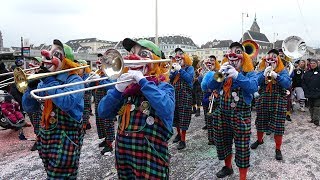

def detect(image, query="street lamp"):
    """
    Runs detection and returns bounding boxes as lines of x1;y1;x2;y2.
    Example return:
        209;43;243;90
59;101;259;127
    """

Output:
242;12;249;42
155;0;159;46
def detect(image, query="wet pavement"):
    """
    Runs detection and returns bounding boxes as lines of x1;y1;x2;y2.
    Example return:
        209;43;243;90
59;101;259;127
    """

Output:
1;106;320;180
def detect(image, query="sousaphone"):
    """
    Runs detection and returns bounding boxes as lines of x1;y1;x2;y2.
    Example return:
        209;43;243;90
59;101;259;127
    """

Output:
282;36;306;59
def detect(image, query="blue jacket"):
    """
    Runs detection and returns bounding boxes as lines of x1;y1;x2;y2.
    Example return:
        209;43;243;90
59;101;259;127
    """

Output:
98;78;175;131
22;73;84;122
207;71;258;105
170;66;195;88
257;69;291;89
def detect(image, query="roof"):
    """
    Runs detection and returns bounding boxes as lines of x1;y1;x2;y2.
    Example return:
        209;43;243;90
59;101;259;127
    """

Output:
201;40;233;49
274;40;284;49
66;38;116;44
115;35;198;49
246;30;269;42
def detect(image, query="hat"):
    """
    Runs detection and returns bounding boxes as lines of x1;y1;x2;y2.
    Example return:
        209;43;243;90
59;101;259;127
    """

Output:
32;57;42;63
174;48;184;54
53;39;74;61
122;38;162;57
15;59;24;67
209;55;216;59
97;53;103;57
267;49;279;56
278;49;283;53
161;51;166;59
76;59;88;65
229;42;244;51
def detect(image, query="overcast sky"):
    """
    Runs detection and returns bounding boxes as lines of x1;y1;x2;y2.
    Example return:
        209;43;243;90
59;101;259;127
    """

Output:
0;0;319;48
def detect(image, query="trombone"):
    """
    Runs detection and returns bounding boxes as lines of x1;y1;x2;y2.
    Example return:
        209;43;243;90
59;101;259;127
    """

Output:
28;49;171;100
0;67;40;89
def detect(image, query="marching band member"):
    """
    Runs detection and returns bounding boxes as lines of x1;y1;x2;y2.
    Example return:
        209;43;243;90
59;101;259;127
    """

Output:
22;39;85;179
251;49;291;161
200;55;220;145
207;42;258;179
94;54;115;155
98;38;174;179
27;57;42;151
192;55;202;117
170;48;194;150
75;59;92;131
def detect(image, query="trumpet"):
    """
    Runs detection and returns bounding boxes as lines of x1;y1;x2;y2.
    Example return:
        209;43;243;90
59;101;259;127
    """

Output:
28;49;172;100
265;66;274;83
213;68;229;82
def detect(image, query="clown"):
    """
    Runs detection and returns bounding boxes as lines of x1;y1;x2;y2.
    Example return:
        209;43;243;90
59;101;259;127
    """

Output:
74;59;93;131
207;42;258;180
200;55;220;145
22;39;85;179
251;49;291;161
92;54;116;155
98;38;174;179
170;48;194;150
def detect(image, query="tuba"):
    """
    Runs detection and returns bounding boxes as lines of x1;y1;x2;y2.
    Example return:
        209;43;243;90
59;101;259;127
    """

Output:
282;36;306;59
242;40;259;59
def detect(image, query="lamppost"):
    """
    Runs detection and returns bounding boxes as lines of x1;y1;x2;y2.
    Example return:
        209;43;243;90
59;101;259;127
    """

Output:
242;12;249;42
155;0;159;46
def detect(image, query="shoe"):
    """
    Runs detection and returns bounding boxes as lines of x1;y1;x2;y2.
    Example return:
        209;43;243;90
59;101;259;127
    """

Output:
250;140;264;149
309;120;314;123
299;107;306;112
23;122;32;127
173;134;181;143
192;106;196;114
286;115;292;122
216;166;234;178
99;140;107;147
208;141;215;145
86;123;92;130
177;141;186;150
195;108;200;117
275;149;283;160
19;133;27;140
31;142;37;151
202;125;208;130
101;146;113;155
266;132;271;135
314;121;320;126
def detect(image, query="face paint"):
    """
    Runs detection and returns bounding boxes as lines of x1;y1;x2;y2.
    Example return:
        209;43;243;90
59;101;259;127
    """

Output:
265;53;278;69
127;45;152;75
206;58;216;70
175;52;185;67
226;47;243;69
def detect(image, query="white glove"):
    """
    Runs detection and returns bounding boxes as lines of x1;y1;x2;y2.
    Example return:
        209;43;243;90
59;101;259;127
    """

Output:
254;92;260;98
115;73;134;92
90;74;100;80
219;62;229;73
171;63;181;72
128;70;145;83
270;71;278;79
263;66;273;77
226;66;239;79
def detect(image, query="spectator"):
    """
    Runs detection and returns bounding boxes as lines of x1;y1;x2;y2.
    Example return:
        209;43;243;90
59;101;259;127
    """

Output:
292;60;307;111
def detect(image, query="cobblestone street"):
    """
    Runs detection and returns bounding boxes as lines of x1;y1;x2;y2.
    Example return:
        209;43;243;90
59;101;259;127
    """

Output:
1;108;320;180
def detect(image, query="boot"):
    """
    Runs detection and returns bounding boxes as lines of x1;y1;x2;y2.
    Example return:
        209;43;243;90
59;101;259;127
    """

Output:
86;122;92;130
314;121;319;126
173;134;181;143
31;142;37;151
286;115;292;121
99;140;107;147
177;141;186;150
195;108;200;117
275;149;283;160
216;166;234;178
192;106;196;114
101;145;113;155
250;140;264;149
202;125;208;130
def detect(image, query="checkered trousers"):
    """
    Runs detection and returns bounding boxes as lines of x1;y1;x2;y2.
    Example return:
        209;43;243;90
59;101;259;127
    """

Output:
256;84;287;135
172;78;193;130
37;106;84;179
28;111;41;135
116;95;173;180
214;88;251;168
82;90;91;128
192;81;203;106
203;105;215;143
95;88;115;140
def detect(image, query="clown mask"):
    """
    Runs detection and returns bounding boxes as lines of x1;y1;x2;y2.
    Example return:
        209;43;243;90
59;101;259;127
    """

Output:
205;58;216;71
174;51;185;67
265;53;278;69
125;44;153;75
41;43;65;72
226;46;243;69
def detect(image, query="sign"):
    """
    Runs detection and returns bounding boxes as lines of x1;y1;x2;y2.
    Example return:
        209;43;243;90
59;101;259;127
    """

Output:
23;38;30;47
